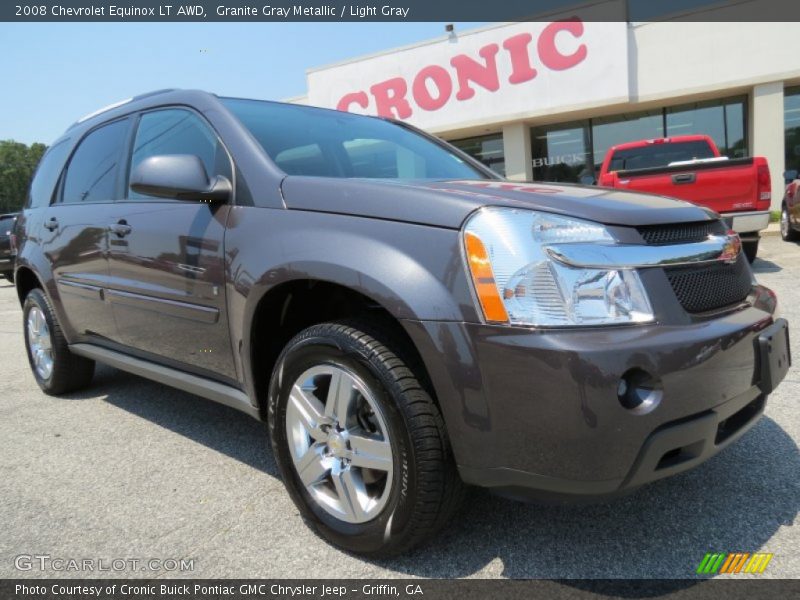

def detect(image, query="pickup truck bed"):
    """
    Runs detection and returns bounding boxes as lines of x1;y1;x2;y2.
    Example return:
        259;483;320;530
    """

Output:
598;135;772;261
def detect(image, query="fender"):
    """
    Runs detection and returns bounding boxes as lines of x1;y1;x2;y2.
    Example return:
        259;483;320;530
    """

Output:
223;205;480;403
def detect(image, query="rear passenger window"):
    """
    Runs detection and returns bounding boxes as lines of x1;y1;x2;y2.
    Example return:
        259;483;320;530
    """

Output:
61;120;129;204
128;109;231;200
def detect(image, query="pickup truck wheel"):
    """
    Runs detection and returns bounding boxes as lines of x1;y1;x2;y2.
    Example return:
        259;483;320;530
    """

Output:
268;320;464;557
781;206;799;241
23;288;94;395
3;273;13;283
742;239;759;263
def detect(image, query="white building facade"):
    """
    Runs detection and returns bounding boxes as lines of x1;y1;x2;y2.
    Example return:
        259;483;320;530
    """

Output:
295;7;800;210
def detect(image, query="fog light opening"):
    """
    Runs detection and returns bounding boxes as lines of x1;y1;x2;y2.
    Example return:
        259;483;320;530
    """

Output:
618;368;663;414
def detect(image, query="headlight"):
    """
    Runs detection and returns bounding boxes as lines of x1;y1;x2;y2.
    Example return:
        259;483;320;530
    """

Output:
463;208;654;327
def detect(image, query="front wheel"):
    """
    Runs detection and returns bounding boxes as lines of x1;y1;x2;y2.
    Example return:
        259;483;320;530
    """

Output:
742;239;759;263
268;320;464;557
781;205;800;241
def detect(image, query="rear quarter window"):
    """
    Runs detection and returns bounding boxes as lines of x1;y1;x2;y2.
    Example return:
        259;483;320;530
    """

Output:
27;139;71;209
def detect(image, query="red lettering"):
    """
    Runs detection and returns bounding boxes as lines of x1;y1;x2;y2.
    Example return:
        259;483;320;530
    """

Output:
502;33;537;84
450;43;500;101
369;77;413;119
412;65;452;111
537;18;587;71
336;91;369;112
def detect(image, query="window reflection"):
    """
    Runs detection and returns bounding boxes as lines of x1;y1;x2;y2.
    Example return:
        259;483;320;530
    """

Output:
450;134;506;176
530;121;593;183
666;97;747;158
530;95;748;183
785;87;800;176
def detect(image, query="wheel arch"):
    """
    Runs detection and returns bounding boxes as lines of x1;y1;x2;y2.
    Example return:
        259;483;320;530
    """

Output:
245;277;437;422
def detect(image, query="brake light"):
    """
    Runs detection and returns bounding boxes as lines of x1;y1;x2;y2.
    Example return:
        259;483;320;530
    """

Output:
9;233;17;254
757;164;771;202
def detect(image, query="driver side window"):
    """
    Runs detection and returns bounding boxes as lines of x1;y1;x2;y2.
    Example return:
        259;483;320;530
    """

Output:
128;108;231;200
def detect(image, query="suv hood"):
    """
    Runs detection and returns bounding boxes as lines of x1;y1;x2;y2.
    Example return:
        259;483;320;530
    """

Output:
280;177;716;229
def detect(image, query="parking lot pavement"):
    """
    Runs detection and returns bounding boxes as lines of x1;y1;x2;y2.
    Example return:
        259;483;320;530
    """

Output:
0;235;798;580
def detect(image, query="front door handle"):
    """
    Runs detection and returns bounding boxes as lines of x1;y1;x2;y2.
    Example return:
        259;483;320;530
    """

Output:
109;220;132;237
44;217;59;232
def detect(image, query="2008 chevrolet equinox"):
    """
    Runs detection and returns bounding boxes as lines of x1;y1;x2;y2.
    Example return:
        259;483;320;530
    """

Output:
13;90;791;556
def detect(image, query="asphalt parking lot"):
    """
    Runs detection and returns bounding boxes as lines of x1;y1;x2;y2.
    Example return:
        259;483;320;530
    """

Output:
0;235;798;580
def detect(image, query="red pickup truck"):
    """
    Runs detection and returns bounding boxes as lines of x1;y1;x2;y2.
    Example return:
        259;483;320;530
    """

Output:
597;135;772;261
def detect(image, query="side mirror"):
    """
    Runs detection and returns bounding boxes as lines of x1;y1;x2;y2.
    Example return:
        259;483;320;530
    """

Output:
130;154;231;202
784;169;798;184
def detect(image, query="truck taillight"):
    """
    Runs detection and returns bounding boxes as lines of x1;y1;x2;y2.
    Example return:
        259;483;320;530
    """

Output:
9;233;17;254
757;164;771;202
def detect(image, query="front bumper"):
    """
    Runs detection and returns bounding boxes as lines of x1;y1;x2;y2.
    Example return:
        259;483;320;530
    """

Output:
403;298;786;500
721;210;770;238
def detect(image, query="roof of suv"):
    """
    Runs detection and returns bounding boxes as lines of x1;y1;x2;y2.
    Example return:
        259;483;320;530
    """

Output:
59;89;221;143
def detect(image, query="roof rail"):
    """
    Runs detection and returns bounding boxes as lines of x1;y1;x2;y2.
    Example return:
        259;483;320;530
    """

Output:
68;89;179;130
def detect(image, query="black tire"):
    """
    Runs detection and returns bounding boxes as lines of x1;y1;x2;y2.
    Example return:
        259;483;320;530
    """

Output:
3;272;13;283
268;320;464;557
22;288;95;395
781;205;800;242
743;239;759;263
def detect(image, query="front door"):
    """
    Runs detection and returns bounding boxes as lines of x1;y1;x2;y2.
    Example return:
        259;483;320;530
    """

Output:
107;108;236;381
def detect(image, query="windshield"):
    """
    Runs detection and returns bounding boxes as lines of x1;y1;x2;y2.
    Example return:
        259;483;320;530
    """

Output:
222;98;487;180
609;140;716;172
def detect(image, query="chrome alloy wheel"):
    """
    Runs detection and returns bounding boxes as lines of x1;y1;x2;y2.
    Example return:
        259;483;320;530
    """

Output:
285;364;394;524
27;306;54;380
781;207;790;238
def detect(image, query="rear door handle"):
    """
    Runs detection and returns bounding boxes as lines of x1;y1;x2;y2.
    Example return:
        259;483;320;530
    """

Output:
109;220;132;237
44;217;59;232
672;173;696;184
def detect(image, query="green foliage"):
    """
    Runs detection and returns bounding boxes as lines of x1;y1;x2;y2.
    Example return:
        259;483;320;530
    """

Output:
0;140;48;214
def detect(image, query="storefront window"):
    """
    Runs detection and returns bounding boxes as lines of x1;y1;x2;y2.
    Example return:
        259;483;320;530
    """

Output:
531;95;748;183
530;120;593;183
666;97;747;158
450;134;505;176
785;87;800;178
592;110;663;173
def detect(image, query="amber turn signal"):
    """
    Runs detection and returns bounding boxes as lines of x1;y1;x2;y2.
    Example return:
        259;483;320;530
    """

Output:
464;232;509;323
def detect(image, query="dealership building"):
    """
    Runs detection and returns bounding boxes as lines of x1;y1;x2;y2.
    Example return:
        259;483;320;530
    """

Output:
293;6;799;210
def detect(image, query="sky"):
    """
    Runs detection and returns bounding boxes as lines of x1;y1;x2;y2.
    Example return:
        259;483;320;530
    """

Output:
1;22;484;145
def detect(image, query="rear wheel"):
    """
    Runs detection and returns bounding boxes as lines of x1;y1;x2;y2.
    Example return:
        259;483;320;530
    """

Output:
743;239;759;263
268;320;464;557
23;288;95;395
3;272;13;283
781;205;799;241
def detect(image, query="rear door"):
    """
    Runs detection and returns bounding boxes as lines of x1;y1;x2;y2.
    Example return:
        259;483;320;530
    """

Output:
106;107;236;381
39;118;131;341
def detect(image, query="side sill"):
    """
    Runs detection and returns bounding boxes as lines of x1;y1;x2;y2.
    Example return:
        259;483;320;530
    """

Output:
69;343;261;421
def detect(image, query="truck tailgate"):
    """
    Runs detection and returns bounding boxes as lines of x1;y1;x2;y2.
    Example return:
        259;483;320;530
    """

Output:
610;158;758;214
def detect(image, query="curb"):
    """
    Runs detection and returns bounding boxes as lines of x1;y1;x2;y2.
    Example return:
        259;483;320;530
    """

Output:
761;223;781;237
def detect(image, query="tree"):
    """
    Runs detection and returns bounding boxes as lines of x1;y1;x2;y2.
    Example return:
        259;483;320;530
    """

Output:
0;140;48;214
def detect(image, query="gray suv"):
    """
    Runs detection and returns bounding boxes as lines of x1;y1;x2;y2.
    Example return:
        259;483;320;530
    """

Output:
13;90;791;556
